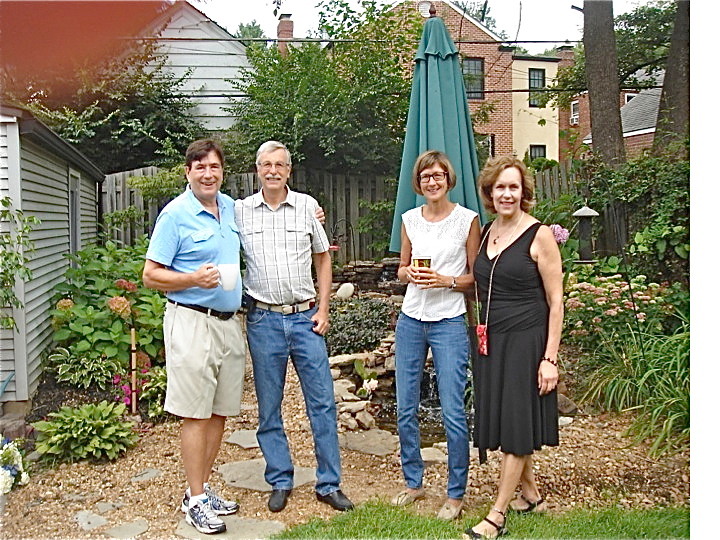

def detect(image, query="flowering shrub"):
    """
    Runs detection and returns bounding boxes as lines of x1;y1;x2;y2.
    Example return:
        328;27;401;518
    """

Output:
111;351;151;406
549;223;570;244
1;438;30;494
563;273;676;351
49;238;166;380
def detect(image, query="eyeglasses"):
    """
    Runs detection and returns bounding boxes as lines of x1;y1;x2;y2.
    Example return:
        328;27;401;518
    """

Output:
419;172;447;183
258;161;290;171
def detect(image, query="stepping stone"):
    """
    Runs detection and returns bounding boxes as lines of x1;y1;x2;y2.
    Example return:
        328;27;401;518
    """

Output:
217;458;315;492
227;429;260;449
339;429;399;456
130;468;161;482
74;510;107;531
176;515;285;539
421;447;448;464
103;518;149;538
95;501;125;515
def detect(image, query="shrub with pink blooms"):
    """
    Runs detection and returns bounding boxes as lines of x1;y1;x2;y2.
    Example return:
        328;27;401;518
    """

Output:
563;273;677;351
46;238;166;405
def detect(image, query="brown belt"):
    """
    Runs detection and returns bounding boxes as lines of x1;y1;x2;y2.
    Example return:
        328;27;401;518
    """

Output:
254;299;316;315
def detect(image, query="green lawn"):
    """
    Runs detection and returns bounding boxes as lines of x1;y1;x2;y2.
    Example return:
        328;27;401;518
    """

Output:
274;500;689;539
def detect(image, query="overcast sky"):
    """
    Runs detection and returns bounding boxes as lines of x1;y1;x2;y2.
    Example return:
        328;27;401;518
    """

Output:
187;0;643;54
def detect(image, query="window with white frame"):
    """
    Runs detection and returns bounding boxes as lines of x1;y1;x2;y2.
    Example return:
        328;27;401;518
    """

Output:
570;100;579;125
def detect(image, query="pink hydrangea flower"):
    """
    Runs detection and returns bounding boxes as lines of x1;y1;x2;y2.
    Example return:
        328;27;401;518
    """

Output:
115;279;138;293
107;296;131;317
56;298;74;311
549;224;570;244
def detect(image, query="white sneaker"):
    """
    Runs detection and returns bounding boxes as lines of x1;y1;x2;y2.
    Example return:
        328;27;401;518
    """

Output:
185;498;226;535
181;485;239;515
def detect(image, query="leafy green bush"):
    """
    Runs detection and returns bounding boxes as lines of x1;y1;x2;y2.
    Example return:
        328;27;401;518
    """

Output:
140;366;168;419
50;237;165;369
532;193;584;231
1;196;40;329
47;347;123;389
579;316;689;456
563;273;677;351
326;297;395;356
583;154;689;284
32;401;139;462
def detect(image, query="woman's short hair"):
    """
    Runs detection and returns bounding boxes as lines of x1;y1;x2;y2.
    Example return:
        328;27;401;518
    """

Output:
477;156;536;214
185;139;225;169
411;150;457;195
256;140;292;167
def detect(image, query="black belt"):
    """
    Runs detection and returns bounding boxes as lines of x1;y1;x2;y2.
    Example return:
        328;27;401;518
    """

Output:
169;300;240;321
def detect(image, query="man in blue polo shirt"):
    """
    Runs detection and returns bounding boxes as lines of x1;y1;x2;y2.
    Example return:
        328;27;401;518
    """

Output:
143;139;243;535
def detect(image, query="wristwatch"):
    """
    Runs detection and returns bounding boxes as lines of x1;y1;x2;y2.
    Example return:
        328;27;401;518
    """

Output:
450;276;457;289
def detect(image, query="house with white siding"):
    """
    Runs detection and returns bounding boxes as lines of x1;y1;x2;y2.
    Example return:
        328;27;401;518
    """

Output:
138;0;250;131
1;104;104;405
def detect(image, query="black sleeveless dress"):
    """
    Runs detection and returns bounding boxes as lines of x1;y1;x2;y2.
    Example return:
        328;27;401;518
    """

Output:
472;221;558;458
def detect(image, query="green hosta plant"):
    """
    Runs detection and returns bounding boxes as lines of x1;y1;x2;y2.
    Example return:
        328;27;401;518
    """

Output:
32;401;139;463
47;347;124;389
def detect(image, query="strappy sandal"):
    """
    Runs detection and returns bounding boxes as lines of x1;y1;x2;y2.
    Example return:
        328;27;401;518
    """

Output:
463;508;508;539
510;494;546;514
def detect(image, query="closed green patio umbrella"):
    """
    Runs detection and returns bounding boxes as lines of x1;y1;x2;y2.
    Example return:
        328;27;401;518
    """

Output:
389;13;486;253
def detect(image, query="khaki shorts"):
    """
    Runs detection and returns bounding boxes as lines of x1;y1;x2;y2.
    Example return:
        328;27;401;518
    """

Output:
163;302;246;419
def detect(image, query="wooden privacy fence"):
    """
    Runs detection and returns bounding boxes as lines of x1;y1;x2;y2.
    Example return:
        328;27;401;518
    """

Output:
102;168;395;264
103;162;628;262
534;161;579;199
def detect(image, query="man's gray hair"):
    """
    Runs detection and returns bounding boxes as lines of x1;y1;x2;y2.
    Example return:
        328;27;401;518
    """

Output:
256;141;292;167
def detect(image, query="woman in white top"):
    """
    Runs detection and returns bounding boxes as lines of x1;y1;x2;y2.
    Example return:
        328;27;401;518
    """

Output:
391;150;481;520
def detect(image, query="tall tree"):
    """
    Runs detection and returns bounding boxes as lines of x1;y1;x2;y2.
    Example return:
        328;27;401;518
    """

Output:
25;42;204;173
226;0;423;174
653;0;689;157
234;20;267;40
583;0;626;167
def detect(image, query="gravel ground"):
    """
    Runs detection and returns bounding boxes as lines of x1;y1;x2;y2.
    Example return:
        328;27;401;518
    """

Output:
2;362;689;539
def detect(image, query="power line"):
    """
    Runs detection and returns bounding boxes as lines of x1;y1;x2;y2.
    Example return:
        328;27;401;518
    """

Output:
123;35;581;47
170;85;664;99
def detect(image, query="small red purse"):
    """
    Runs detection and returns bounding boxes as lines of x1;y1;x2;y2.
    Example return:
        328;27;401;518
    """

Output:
476;323;488;356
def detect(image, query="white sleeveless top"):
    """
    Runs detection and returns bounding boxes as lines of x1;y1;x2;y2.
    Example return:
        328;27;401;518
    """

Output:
401;204;477;321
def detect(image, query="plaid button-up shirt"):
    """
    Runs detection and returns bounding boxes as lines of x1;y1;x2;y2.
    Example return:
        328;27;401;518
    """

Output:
235;188;329;305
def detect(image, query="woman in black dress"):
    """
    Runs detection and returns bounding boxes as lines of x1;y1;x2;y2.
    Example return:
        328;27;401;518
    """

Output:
464;157;563;539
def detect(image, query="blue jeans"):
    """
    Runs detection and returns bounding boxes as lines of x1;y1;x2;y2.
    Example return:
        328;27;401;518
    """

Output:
246;305;341;496
395;312;470;500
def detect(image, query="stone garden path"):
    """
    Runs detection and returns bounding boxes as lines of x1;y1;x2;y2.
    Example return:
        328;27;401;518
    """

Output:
2;358;689;539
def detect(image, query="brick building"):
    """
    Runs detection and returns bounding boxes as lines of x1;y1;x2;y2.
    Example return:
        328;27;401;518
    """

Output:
557;46;661;159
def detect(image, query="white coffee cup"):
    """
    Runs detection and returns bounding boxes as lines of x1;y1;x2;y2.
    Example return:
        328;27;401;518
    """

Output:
216;263;239;291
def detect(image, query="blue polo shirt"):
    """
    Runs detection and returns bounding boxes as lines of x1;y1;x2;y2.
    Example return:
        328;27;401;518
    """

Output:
146;188;242;312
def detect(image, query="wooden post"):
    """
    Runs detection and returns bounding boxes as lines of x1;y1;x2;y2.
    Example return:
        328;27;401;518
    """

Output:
130;327;137;414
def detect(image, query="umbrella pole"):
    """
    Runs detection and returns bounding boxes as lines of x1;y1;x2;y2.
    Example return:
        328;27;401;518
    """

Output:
130;327;137;414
